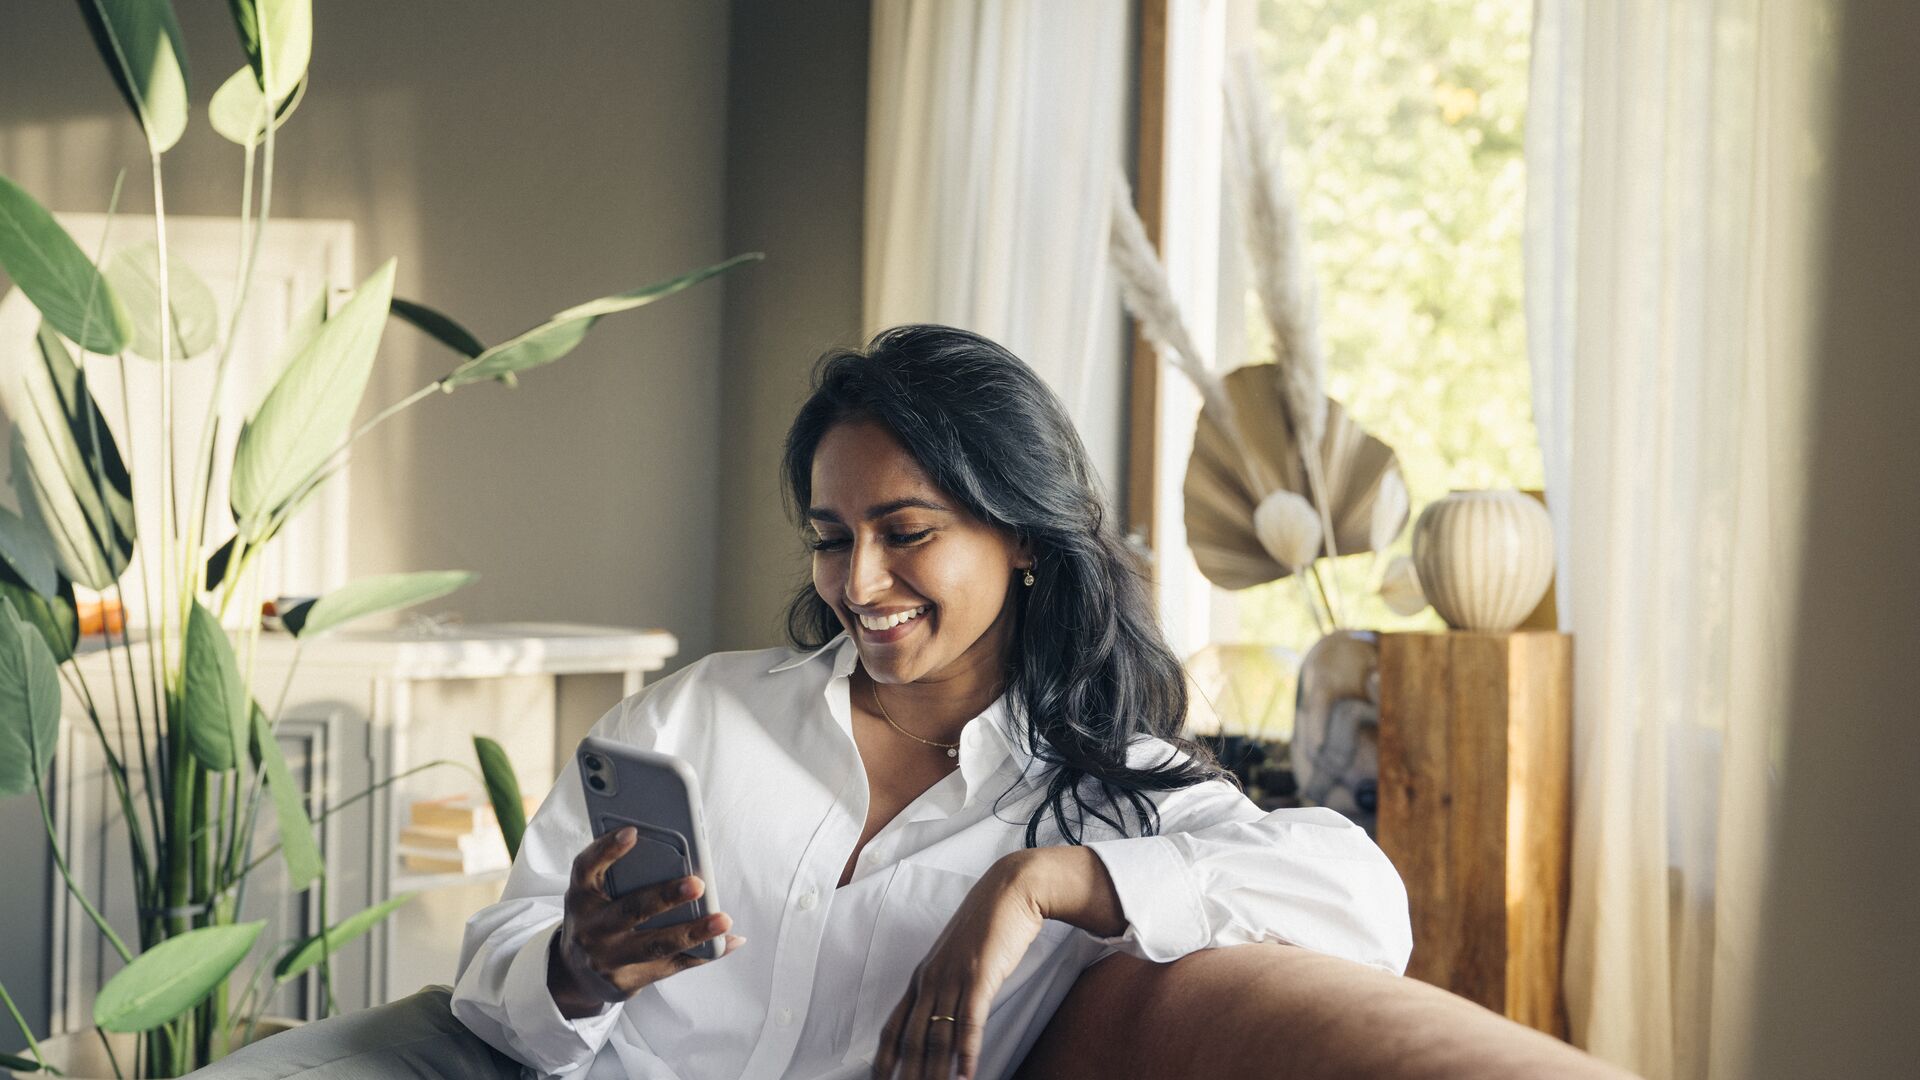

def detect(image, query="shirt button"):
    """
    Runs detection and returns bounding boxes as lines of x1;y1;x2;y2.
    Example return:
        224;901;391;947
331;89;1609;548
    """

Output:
798;890;818;911
777;1007;794;1027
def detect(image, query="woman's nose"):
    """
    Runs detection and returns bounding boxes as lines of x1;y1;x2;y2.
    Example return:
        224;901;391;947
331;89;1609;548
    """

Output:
844;537;892;604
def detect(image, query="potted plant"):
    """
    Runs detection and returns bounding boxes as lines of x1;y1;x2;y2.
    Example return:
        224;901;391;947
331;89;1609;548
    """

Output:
0;2;755;1075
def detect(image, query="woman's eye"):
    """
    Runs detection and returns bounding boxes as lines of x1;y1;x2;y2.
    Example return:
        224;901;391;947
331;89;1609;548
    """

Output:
806;529;932;552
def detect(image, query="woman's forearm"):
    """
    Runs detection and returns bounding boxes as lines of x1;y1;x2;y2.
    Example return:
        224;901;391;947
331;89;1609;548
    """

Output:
1001;846;1129;938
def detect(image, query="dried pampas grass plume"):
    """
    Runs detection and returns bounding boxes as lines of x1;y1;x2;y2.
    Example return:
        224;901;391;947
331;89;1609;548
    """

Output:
1225;51;1328;457
1107;169;1246;454
1226;48;1344;618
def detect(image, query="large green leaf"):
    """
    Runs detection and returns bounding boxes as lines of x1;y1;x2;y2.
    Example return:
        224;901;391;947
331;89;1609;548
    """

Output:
182;601;246;771
208;64;307;147
230;259;396;541
103;241;220;360
274;894;415;982
224;0;310;108
93;922;265;1032
282;571;475;638
0;174;130;354
250;703;322;890
443;253;762;389
390;298;484;359
0;597;63;797
76;0;192;155
474;736;527;860
0;1050;47;1072
0;505;58;598
6;327;137;590
0;568;79;666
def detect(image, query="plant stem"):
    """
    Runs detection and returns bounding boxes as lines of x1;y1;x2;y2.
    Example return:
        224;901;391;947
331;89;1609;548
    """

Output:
230;643;305;913
1308;560;1340;631
186;86;277;599
57;666;153;880
309;872;337;1019
150;149;179;702
33;769;133;963
92;1027;123;1080
100;584;164;929
241;759;478;877
0;979;49;1071
115;354;170;807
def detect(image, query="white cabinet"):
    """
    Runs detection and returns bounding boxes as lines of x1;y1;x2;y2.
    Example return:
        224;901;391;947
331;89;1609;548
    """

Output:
49;623;676;1031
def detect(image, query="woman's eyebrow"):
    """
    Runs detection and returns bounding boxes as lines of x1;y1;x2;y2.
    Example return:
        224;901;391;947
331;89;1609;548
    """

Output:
804;497;951;524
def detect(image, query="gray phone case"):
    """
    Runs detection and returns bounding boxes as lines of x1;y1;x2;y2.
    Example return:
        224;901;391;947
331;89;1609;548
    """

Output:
576;737;723;961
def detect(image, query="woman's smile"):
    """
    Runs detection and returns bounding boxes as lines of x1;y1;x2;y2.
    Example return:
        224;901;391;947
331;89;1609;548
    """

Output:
854;603;932;644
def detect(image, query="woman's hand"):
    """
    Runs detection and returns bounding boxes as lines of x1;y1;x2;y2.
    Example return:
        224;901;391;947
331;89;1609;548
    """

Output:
871;853;1053;1080
547;826;745;1019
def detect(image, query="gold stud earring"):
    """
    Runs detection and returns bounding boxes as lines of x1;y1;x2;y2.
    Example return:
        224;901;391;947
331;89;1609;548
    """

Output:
1022;569;1036;587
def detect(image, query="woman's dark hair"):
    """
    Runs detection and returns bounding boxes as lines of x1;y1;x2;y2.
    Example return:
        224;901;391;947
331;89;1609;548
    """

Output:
781;324;1227;846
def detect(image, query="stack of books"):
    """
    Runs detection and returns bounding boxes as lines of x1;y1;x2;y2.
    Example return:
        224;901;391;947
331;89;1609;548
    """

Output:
396;794;535;875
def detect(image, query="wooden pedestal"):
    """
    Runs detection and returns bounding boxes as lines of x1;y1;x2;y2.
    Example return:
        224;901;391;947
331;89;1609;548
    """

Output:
1377;631;1573;1038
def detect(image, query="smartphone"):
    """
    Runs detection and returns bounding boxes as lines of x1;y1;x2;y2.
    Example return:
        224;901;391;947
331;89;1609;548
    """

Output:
575;737;724;961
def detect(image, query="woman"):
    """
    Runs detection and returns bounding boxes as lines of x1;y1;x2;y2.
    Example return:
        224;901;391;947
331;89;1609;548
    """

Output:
449;326;1409;1080
192;327;1409;1080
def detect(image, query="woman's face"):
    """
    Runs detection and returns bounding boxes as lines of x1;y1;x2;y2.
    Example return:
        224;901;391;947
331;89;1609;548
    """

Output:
807;418;1027;687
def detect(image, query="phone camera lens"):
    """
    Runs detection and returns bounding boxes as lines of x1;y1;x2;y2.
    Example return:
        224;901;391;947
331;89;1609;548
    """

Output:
583;754;603;771
587;774;607;792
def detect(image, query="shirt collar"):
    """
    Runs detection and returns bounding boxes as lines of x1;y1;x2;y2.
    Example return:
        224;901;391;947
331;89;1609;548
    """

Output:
766;633;851;674
767;632;1037;798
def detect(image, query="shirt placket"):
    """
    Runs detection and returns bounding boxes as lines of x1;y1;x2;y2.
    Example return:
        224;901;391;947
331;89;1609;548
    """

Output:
737;653;869;1080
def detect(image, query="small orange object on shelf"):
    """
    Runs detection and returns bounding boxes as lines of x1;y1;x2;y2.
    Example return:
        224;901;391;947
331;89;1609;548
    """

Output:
78;597;125;636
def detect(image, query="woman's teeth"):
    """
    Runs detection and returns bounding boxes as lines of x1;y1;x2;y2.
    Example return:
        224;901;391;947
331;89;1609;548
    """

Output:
858;605;929;632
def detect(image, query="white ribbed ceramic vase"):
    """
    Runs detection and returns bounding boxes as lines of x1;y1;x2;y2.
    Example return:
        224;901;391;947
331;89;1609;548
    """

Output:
1411;490;1554;633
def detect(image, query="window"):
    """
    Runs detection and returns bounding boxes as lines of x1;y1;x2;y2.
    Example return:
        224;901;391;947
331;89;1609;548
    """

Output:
1170;0;1541;739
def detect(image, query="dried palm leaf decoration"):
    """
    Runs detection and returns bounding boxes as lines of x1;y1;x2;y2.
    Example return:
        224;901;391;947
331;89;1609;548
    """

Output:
1107;53;1409;626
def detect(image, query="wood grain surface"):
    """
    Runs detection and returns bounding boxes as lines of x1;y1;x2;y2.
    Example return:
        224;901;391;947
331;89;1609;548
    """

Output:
1378;631;1572;1038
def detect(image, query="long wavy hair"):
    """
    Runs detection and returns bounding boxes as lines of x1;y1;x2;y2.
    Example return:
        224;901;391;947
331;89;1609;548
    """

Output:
781;325;1227;845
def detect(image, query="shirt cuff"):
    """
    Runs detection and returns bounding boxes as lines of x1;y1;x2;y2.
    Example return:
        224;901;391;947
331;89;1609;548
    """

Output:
501;924;624;1074
1085;834;1211;963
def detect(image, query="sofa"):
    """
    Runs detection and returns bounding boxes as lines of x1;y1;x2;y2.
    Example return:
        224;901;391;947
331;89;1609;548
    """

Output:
1015;943;1636;1079
147;942;1634;1079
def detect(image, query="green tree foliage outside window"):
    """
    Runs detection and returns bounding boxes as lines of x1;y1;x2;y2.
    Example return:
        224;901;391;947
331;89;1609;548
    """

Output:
1228;0;1543;655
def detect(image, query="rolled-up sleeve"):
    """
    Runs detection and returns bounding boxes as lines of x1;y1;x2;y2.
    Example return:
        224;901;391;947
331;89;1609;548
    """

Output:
450;697;678;1076
1084;774;1412;974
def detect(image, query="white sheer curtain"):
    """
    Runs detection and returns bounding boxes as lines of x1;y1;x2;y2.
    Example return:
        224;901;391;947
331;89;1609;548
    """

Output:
1525;2;1828;1078
864;0;1129;482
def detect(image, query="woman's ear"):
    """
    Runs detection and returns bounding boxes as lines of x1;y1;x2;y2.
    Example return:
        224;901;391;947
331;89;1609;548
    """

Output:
1013;535;1035;571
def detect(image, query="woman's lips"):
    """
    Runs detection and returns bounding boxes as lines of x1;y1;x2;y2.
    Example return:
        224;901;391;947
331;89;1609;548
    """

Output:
855;606;930;644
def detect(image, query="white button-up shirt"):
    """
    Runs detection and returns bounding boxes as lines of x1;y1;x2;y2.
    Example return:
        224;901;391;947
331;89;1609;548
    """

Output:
452;634;1411;1080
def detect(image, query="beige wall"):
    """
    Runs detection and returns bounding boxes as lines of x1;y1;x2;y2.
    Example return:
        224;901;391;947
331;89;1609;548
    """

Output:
1752;1;1920;1075
714;0;873;651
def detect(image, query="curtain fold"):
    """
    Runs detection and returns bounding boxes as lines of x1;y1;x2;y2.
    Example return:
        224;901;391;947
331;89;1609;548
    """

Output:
1524;2;1828;1077
864;0;1130;478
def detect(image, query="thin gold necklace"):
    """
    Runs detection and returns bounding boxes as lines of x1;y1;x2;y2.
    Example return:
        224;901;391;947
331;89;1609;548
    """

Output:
869;678;960;760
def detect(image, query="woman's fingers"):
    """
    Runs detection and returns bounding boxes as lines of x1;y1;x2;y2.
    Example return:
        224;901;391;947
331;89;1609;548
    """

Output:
612;910;731;967
872;985;915;1079
953;988;992;1080
914;990;965;1080
569;826;638;898
612;872;704;924
893;978;937;1080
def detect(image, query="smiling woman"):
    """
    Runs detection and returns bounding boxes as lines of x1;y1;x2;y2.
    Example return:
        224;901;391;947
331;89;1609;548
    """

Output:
781;325;1225;848
190;326;1412;1080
